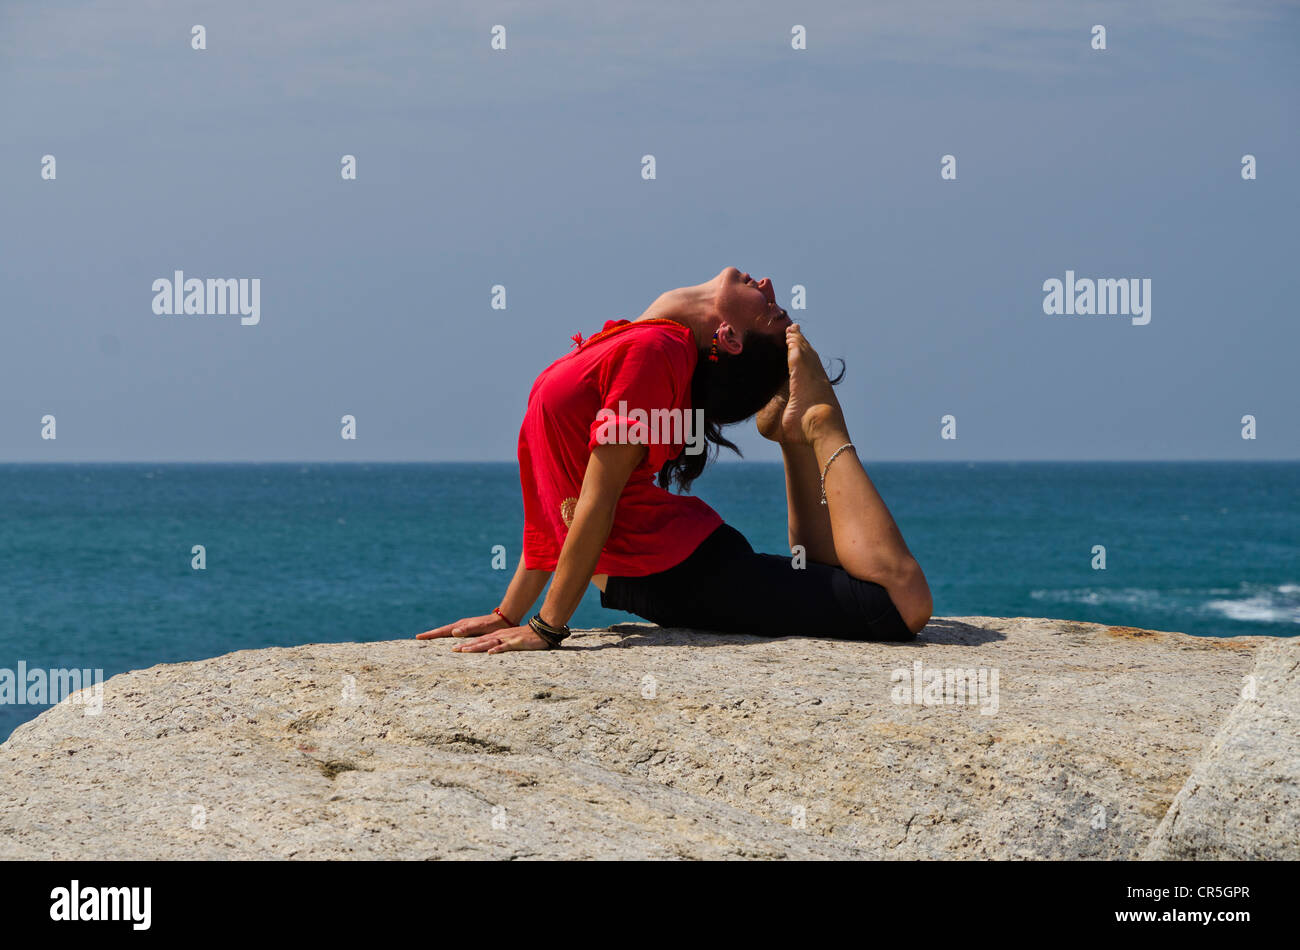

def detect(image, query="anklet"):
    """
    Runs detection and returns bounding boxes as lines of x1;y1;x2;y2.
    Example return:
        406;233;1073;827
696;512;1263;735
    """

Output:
820;443;856;505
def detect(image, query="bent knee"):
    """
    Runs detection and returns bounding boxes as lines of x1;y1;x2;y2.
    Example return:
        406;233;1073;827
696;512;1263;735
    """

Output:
891;561;932;635
900;600;932;636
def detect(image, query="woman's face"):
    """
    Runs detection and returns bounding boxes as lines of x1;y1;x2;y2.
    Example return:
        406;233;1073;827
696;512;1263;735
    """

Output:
712;266;791;340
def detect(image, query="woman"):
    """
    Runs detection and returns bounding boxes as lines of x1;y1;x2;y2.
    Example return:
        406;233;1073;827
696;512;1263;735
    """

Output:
417;266;932;652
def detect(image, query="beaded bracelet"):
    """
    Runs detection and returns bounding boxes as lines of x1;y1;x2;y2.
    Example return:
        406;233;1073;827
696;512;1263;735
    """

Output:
528;613;571;649
492;607;518;627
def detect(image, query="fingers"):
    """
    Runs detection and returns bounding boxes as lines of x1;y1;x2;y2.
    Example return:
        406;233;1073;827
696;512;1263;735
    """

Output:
452;636;501;653
416;614;506;640
417;623;473;640
452;627;550;654
421;620;549;653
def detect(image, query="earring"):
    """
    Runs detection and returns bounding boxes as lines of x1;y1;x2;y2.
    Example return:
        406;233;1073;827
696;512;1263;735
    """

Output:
708;330;720;362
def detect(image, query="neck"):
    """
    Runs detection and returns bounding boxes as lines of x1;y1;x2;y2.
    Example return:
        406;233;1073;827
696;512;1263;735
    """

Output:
636;284;718;348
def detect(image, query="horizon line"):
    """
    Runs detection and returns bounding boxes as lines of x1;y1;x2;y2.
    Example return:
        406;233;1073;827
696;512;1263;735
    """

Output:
0;458;1294;466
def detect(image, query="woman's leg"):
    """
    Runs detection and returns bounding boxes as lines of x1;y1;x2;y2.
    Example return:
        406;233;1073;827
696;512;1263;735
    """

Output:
783;438;840;566
607;325;931;638
758;384;838;565
602;523;913;641
777;326;932;633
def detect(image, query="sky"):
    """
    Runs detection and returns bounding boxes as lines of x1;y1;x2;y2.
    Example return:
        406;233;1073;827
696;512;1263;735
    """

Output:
1;0;1297;462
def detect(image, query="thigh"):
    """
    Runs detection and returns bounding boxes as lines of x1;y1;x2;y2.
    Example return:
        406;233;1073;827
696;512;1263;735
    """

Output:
602;524;752;630
605;525;912;642
706;551;913;641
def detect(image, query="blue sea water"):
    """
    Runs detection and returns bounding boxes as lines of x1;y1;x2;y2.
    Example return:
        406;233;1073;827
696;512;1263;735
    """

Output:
1;461;1296;739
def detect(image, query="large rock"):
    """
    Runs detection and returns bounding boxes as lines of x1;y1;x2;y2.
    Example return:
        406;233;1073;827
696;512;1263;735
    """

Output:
1143;639;1299;859
0;617;1290;859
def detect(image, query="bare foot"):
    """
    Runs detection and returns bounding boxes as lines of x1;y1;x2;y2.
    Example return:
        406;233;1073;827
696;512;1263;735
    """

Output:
800;402;849;447
784;325;848;445
756;381;791;442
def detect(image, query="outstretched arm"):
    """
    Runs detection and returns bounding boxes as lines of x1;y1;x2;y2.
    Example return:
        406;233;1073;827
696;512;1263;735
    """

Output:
499;557;552;625
415;543;550;641
451;441;646;653
536;441;645;627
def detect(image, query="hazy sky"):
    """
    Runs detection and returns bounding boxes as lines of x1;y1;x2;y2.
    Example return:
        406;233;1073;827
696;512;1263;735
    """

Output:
2;0;1297;461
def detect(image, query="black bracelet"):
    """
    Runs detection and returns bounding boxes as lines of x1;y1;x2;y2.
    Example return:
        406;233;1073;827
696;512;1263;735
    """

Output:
528;613;571;649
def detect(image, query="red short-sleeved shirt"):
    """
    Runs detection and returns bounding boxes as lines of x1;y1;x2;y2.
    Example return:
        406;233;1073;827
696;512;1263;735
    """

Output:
518;318;723;577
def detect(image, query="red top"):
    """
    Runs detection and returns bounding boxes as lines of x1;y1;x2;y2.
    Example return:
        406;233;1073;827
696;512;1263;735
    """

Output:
518;318;723;577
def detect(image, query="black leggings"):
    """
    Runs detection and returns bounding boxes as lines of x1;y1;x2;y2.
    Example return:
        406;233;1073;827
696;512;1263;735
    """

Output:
600;523;915;642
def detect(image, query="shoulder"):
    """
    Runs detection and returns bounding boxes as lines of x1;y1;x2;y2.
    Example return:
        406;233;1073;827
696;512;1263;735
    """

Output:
607;321;697;372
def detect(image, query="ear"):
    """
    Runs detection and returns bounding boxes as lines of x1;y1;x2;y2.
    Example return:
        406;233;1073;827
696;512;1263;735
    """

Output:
715;322;744;356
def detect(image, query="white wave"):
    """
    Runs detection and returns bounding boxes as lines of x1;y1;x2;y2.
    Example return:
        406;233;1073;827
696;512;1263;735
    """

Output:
1031;584;1300;625
1029;587;1173;609
1204;584;1300;624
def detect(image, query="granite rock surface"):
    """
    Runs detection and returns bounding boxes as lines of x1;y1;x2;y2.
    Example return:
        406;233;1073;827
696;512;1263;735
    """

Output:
1;617;1290;860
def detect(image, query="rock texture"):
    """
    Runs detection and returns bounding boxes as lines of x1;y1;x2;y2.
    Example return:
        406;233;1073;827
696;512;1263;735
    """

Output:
1143;639;1299;859
0;617;1293;860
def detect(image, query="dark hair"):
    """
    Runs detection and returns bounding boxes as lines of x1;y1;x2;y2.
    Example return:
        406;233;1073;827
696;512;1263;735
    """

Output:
656;330;790;493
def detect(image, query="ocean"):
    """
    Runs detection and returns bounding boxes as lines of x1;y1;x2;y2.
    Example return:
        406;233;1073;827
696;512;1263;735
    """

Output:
1;461;1296;739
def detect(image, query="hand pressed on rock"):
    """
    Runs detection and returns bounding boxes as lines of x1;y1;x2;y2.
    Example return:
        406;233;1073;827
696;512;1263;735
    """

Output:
415;613;508;640
451;625;552;654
